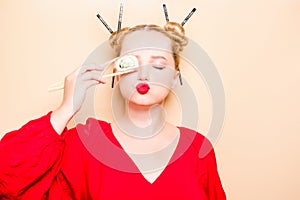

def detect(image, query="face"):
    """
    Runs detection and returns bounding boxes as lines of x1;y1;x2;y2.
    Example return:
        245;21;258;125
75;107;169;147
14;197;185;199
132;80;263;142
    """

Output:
117;49;178;106
115;30;179;106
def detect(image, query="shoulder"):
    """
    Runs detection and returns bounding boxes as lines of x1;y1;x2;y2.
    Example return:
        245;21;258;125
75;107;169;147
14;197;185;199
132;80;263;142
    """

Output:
63;118;111;140
60;118;114;166
62;118;112;149
178;126;215;159
75;118;111;133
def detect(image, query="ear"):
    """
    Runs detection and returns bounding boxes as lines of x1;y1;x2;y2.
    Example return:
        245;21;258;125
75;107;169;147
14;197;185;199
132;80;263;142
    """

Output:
171;71;180;89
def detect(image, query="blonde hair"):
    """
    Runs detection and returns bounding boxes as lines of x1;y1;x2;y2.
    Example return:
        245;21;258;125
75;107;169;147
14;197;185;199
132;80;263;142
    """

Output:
109;22;188;71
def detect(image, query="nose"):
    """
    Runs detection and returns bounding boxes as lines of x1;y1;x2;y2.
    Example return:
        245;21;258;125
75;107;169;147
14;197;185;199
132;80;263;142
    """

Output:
137;65;149;81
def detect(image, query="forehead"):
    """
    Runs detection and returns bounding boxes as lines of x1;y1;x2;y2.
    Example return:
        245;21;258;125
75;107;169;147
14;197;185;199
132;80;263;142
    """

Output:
120;30;173;56
126;49;173;60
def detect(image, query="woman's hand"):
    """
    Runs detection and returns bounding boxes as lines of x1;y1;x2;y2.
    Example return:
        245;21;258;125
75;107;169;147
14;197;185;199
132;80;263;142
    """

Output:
51;64;106;134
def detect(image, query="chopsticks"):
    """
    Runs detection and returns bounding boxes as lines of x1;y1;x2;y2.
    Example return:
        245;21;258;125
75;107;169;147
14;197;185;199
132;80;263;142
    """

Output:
47;69;135;92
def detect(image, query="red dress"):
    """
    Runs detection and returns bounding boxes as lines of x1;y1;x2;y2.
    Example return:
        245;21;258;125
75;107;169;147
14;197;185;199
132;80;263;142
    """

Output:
0;112;226;200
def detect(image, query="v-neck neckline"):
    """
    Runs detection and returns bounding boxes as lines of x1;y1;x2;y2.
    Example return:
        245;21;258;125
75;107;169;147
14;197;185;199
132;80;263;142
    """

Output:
78;119;198;184
107;123;182;184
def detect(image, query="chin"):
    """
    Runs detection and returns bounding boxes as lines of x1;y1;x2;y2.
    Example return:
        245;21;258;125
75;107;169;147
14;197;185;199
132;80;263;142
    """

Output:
129;97;160;107
128;93;166;107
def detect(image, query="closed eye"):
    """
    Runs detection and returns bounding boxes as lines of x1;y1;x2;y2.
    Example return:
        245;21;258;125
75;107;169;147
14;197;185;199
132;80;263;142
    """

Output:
152;65;166;70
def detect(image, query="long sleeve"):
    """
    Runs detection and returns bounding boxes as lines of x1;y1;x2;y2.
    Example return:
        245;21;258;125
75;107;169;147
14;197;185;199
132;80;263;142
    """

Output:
0;112;66;199
206;148;226;199
198;139;227;200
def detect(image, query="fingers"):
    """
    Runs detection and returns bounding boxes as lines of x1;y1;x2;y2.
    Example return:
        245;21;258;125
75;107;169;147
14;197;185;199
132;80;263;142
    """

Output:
65;63;107;90
79;79;101;89
81;70;106;84
59;63;110;115
71;63;107;84
79;63;106;74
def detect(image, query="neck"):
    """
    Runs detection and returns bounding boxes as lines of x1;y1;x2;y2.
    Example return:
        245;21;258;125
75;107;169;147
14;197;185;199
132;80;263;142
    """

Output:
124;101;164;128
112;100;167;139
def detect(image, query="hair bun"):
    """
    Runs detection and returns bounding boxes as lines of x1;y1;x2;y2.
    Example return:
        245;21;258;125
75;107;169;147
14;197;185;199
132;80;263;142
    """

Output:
164;22;185;35
109;27;130;53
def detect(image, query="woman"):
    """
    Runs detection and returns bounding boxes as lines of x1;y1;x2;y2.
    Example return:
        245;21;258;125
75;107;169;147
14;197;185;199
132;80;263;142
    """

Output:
0;20;226;199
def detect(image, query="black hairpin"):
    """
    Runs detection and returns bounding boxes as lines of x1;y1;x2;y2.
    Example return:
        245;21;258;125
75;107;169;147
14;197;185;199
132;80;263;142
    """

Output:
181;8;196;26
179;71;183;85
111;76;115;88
96;14;113;34
117;0;124;32
163;4;169;22
111;1;125;88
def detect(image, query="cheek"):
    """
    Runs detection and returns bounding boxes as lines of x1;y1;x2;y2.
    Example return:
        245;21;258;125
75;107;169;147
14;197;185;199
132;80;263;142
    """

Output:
151;69;177;88
146;87;170;105
118;73;138;98
158;88;171;99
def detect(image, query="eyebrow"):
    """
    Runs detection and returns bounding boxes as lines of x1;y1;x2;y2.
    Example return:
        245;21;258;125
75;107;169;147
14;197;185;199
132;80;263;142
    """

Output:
132;54;168;61
151;56;168;61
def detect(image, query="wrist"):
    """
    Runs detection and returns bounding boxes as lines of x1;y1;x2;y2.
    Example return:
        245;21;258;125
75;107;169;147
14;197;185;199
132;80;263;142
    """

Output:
56;104;75;120
50;105;74;135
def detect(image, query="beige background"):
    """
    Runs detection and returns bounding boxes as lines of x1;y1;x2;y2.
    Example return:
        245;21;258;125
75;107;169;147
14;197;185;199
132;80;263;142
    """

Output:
1;0;300;199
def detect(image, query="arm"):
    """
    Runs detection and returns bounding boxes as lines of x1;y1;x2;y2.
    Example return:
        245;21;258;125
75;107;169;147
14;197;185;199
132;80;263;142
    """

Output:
198;139;227;200
205;147;227;200
0;112;65;199
0;63;106;198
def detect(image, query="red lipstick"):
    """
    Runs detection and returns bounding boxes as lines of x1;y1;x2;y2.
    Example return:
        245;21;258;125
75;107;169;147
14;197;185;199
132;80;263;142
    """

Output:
136;83;150;94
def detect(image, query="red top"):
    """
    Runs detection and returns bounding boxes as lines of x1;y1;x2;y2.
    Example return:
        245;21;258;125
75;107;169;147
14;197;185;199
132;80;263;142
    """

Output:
0;112;226;200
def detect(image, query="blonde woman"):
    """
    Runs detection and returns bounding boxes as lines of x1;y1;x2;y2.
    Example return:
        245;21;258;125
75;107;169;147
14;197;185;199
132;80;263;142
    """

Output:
0;5;226;200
